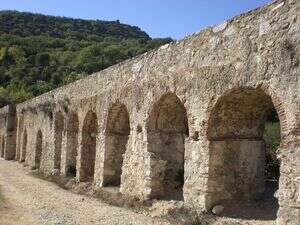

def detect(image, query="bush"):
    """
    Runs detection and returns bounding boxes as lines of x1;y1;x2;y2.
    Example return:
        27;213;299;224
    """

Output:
264;122;281;181
0;10;173;105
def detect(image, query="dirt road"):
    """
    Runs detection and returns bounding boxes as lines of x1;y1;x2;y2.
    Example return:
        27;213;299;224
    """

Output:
0;159;170;225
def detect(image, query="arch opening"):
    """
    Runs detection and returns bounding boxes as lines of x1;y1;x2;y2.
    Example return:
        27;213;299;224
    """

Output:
35;130;43;169
147;93;188;200
16;117;24;161
65;112;79;177
21;130;27;162
207;88;281;219
0;136;4;157
54;112;64;171
80;111;97;182
103;103;130;187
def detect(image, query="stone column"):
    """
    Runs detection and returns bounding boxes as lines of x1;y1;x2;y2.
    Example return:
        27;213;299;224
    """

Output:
277;145;300;225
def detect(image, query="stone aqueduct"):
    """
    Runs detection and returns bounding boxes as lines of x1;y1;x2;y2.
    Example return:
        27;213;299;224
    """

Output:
0;0;299;224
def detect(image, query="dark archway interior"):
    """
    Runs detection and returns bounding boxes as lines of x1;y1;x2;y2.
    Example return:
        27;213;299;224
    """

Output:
148;93;188;200
66;112;79;177
264;108;281;200
21;130;27;162
207;88;281;220
35;130;43;169
16;117;24;161
54;112;64;171
0;135;4;157
80;111;97;182
103;103;130;187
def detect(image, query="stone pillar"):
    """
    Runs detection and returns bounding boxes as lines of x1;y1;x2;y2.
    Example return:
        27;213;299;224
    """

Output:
276;104;300;225
277;144;300;225
120;123;152;200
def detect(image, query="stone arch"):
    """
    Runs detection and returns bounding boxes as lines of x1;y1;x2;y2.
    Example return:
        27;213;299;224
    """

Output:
35;130;43;169
80;110;98;182
103;103;130;187
147;92;188;200
54;111;64;171
259;84;289;143
65;112;79;177
206;87;283;218
20;129;27;162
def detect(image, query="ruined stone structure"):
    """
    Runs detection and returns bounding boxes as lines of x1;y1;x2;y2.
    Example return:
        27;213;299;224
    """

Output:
0;0;299;224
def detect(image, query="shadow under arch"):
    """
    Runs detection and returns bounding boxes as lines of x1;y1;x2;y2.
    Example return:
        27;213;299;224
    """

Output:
54;111;64;171
147;92;189;200
102;102;130;187
206;87;283;220
80;110;98;182
35;129;43;169
65;111;79;177
0;135;4;157
21;129;27;162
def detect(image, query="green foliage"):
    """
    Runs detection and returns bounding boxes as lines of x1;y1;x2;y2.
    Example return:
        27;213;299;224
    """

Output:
0;86;9;107
0;10;172;106
264;122;281;151
264;121;281;180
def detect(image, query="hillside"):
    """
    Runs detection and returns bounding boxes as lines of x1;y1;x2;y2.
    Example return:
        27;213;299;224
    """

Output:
0;11;172;106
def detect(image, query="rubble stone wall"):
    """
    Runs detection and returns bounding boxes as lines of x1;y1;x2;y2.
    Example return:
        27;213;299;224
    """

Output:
0;0;299;224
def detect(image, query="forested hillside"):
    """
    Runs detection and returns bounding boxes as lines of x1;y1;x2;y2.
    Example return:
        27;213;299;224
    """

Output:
0;11;172;106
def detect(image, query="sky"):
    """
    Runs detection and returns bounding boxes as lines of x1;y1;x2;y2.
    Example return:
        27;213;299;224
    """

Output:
0;0;273;39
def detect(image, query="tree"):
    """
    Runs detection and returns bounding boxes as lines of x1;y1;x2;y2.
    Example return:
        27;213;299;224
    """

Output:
0;10;172;106
35;53;50;67
0;86;9;107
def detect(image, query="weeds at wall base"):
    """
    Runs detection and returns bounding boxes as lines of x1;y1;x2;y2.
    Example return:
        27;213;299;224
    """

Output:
29;170;203;225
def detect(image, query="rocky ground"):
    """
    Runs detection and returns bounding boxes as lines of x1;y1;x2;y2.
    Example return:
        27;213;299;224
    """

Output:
0;159;171;225
0;158;278;225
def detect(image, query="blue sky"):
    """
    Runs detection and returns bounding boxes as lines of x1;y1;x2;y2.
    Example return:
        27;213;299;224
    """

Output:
0;0;273;39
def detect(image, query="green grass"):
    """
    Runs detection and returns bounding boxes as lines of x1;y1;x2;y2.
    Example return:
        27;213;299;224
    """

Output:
264;122;281;180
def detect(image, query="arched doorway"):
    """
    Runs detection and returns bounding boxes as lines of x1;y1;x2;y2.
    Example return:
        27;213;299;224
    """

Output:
147;93;188;200
80;111;98;182
21;130;27;162
54;112;64;171
35;130;43;169
207;87;281;219
103;103;130;187
65;112;79;177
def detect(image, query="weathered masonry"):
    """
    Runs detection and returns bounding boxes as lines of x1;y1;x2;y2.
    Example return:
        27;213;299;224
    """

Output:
0;0;299;224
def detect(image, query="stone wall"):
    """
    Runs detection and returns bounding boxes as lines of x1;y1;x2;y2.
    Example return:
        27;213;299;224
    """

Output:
0;0;299;224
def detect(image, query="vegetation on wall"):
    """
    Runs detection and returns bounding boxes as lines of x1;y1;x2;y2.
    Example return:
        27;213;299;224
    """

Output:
0;10;172;107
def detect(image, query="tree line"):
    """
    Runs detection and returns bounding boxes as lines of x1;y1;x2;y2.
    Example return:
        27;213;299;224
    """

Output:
0;11;172;106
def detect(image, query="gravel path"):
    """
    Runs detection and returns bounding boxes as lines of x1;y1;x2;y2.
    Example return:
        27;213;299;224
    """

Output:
0;159;170;225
